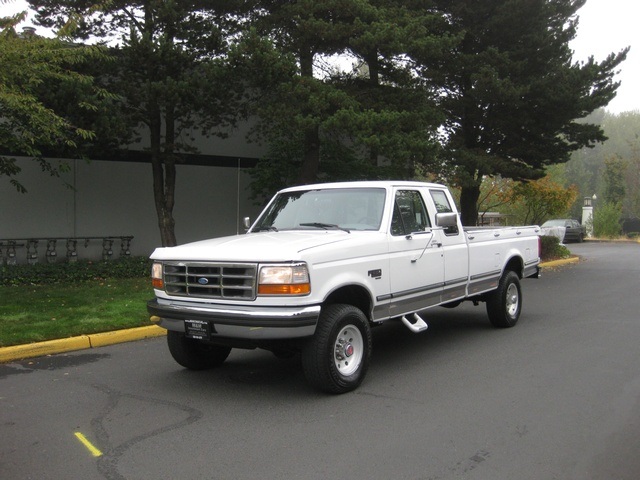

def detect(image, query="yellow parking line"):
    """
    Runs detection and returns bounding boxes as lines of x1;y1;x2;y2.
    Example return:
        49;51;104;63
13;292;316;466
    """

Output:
74;432;103;457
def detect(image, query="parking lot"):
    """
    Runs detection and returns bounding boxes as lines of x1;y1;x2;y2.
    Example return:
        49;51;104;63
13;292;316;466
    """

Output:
2;241;640;480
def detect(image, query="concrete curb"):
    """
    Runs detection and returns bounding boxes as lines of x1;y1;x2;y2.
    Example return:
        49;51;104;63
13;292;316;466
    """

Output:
539;256;580;268
0;256;580;364
0;325;166;364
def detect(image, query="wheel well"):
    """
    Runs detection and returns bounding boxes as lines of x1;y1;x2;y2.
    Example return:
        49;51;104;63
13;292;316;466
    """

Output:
324;285;373;321
505;256;524;278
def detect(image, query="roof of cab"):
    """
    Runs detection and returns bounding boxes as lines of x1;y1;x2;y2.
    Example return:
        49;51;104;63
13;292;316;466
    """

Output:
278;180;447;193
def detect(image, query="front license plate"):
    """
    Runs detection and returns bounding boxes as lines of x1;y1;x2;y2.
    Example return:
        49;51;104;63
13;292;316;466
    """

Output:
184;319;210;340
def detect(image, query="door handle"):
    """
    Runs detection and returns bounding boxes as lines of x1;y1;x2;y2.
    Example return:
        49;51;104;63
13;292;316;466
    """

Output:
411;238;442;262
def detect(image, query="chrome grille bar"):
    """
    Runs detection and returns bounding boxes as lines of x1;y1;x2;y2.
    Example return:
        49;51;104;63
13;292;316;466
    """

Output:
163;262;257;300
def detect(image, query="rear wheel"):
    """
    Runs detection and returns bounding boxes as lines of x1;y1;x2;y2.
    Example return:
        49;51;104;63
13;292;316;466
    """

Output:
486;271;522;328
167;330;231;370
302;304;372;394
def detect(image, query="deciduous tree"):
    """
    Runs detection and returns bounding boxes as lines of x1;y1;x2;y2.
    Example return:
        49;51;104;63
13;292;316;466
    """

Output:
0;10;105;192
509;176;578;225
28;0;244;246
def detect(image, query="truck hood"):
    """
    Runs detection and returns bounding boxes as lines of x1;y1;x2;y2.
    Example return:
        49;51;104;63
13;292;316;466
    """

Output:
150;231;382;263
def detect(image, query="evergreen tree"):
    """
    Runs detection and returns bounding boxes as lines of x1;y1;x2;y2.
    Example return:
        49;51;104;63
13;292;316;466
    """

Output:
602;155;626;205
426;0;628;225
245;0;360;186
240;0;449;197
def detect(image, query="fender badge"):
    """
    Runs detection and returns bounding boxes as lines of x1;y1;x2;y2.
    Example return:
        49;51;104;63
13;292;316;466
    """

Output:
368;269;382;279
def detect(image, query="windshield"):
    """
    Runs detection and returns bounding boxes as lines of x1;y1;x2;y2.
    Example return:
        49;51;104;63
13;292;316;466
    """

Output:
542;219;567;227
252;188;386;232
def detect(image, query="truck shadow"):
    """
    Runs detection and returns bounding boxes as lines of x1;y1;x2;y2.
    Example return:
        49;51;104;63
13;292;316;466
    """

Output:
162;304;500;398
370;306;499;362
373;305;495;352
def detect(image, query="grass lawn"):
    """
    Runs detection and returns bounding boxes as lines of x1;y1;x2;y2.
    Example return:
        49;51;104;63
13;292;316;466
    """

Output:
0;277;155;347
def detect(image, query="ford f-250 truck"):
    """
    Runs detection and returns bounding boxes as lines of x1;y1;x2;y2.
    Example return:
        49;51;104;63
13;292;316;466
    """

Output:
147;181;541;393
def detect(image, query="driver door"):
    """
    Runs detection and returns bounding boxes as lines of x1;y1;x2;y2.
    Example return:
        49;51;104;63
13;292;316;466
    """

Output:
387;189;445;318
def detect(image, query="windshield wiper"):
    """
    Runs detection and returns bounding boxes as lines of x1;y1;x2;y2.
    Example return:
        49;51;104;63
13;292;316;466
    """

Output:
299;222;350;233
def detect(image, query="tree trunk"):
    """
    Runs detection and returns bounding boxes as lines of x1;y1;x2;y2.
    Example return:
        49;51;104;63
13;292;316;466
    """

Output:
147;9;178;248
149;102;178;247
365;50;380;167
297;47;320;184
298;126;320;184
459;184;481;226
163;107;178;246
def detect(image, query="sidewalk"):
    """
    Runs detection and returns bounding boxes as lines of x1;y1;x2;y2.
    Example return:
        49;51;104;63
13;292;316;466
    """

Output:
0;257;580;364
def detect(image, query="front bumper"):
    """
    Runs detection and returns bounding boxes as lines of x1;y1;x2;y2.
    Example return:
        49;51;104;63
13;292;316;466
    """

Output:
147;298;320;340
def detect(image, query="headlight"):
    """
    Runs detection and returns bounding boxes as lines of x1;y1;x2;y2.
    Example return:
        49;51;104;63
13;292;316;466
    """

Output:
258;264;310;295
151;262;164;289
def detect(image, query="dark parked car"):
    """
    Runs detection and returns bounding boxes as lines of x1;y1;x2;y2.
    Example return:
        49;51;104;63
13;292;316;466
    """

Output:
541;219;586;243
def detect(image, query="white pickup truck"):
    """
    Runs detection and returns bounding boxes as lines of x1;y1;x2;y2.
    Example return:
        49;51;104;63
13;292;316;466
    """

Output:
148;181;541;393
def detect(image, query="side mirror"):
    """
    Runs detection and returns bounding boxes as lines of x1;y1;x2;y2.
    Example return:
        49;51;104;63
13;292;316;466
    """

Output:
435;212;458;228
243;217;251;230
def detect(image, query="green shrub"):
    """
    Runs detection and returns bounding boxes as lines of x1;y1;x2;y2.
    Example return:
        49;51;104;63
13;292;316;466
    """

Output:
540;235;571;261
0;256;151;286
592;201;622;238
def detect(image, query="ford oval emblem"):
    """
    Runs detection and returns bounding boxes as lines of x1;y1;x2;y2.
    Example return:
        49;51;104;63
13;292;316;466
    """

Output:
197;277;209;285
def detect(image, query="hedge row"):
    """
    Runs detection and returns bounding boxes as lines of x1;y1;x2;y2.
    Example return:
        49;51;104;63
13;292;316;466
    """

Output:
1;237;567;287
0;256;152;286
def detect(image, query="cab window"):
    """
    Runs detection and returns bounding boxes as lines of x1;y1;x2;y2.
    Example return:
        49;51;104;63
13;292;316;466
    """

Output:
391;190;431;236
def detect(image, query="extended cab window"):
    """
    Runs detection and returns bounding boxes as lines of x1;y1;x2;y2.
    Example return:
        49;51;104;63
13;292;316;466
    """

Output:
391;190;431;236
430;189;459;235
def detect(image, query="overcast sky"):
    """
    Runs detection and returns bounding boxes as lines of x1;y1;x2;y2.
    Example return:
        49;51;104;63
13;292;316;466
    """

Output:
569;0;639;114
3;0;639;114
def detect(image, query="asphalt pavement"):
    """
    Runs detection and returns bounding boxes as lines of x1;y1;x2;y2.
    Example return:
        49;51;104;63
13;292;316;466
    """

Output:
2;241;639;480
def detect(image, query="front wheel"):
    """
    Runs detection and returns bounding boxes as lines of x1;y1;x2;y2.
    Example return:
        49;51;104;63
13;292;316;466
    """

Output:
302;304;372;394
167;330;231;370
486;271;522;328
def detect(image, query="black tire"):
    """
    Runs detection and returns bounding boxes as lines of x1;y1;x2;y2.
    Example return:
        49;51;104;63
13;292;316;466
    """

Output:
167;330;231;370
486;271;522;328
302;304;372;394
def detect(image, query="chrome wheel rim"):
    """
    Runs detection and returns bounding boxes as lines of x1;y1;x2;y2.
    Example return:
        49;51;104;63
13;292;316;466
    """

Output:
333;325;364;376
506;283;519;318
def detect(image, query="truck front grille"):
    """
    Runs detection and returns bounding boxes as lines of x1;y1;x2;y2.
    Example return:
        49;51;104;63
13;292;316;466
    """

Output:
163;262;257;300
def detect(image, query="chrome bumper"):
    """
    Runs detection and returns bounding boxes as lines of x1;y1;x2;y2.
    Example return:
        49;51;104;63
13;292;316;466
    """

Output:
147;299;320;340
